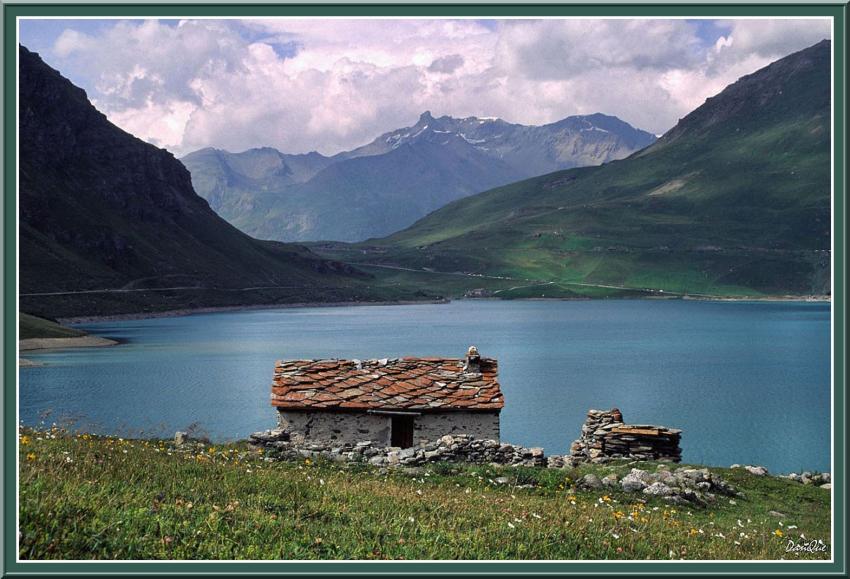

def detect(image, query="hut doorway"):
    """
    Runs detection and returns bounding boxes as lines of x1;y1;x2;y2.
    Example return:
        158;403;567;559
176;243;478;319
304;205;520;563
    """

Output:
391;415;414;448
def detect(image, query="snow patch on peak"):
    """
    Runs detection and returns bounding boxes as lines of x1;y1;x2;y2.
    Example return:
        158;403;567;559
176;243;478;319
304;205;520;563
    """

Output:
459;132;487;144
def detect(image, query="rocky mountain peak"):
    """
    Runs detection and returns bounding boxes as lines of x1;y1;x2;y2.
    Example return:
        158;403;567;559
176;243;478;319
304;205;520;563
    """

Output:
658;39;830;145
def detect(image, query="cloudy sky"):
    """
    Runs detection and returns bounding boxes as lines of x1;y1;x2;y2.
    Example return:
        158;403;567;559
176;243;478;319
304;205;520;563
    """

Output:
19;17;831;157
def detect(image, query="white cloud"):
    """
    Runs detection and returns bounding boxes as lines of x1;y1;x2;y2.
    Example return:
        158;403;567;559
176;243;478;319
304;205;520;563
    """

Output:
53;28;95;57
33;17;831;156
105;98;196;149
716;18;831;60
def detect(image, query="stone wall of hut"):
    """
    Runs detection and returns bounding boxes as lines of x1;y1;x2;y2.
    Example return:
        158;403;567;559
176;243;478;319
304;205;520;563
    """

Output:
277;409;500;447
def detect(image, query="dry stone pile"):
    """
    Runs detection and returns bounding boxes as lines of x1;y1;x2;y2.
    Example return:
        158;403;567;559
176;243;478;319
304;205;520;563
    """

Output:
250;429;547;468
569;408;682;463
576;465;740;506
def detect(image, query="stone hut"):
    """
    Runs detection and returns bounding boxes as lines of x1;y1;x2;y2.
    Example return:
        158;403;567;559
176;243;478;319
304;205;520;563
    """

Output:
269;346;503;448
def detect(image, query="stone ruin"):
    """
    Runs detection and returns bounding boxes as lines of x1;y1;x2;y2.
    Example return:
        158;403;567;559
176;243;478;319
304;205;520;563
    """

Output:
569;408;682;464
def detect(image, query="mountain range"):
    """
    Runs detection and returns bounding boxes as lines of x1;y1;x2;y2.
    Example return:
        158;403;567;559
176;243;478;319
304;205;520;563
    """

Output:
18;45;419;318
18;38;831;320
181;112;656;243
322;39;832;298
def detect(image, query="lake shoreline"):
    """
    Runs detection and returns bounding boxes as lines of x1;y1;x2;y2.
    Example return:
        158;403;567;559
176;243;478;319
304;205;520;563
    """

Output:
56;298;452;325
20;335;120;351
55;294;830;324
19;335;121;363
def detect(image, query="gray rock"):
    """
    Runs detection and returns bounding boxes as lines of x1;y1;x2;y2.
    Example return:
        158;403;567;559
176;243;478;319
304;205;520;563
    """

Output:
620;471;648;492
398;447;417;460
820;483;832;490
768;510;787;518
581;473;604;490
643;482;673;497
602;474;619;487
744;465;769;476
174;431;187;445
494;477;510;485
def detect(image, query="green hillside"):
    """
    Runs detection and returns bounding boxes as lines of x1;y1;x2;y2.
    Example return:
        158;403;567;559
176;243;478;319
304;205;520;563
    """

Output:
324;40;831;299
19;313;86;340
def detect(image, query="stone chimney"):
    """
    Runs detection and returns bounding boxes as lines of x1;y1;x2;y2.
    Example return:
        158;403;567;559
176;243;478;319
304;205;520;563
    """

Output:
463;345;481;374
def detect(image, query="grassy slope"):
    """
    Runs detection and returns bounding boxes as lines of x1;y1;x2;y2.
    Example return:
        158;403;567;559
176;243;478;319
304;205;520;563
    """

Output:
19;428;830;560
19;313;86;340
323;41;831;299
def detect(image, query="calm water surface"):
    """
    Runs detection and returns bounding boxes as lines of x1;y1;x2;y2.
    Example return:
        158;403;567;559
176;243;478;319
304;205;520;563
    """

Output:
20;300;831;473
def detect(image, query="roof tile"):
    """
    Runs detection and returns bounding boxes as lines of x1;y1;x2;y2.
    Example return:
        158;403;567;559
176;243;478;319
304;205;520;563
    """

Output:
270;356;503;412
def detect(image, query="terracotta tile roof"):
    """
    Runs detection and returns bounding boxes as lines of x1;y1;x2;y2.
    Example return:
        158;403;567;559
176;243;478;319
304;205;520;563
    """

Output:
271;356;503;412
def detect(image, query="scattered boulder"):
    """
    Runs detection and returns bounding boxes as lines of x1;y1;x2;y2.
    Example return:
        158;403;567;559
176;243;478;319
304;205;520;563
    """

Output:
620;470;648;492
580;473;603;490
602;473;619;488
778;471;831;486
643;482;673;497
603;466;739;506
744;465;769;476
174;430;212;446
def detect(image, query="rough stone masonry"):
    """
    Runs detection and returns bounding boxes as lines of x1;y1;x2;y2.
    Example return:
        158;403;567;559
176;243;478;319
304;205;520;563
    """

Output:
569;408;682;463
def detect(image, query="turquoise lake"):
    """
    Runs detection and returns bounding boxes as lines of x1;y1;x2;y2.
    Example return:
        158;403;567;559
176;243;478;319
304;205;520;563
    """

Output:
19;300;831;474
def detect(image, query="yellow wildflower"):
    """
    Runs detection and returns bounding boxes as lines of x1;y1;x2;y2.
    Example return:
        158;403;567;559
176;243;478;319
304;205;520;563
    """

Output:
613;511;625;519
26;452;36;462
774;529;784;537
20;435;30;446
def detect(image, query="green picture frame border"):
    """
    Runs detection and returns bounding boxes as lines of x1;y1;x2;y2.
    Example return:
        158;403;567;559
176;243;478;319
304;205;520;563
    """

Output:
2;2;846;575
